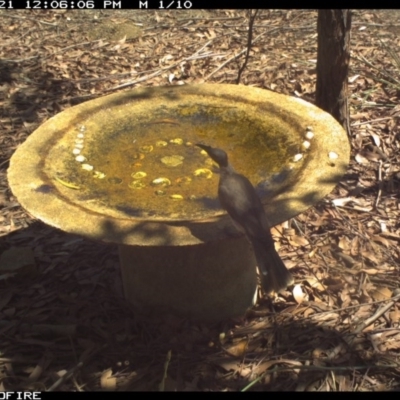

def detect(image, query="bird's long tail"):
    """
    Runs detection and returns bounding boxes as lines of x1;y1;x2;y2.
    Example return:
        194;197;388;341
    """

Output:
251;240;293;294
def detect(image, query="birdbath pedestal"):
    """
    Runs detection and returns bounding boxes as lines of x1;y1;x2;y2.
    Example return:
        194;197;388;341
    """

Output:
8;84;349;321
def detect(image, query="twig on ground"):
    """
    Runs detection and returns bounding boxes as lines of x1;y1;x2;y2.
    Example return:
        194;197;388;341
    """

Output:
205;30;276;80
241;362;399;392
351;117;392;126
4;14;59;27
354;53;400;87
47;362;83;391
103;47;227;92
3;39;106;63
159;350;172;392
375;160;383;208
354;292;400;334
177;17;244;22
0;28;35;48
47;344;108;391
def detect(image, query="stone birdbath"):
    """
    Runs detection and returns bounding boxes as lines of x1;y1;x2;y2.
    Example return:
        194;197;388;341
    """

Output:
8;84;350;321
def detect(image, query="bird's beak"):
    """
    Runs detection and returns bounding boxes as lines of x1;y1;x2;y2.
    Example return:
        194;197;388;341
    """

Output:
195;143;209;151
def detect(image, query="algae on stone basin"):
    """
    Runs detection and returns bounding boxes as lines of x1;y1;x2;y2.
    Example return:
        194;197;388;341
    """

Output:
44;94;303;221
8;84;350;321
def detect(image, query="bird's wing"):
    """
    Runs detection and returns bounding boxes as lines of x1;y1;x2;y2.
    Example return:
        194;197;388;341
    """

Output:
218;173;274;247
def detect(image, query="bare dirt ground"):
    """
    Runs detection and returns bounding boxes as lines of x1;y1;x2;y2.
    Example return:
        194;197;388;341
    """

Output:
1;9;400;391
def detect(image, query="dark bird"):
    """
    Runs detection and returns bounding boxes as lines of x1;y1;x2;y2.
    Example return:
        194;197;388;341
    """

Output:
196;143;293;293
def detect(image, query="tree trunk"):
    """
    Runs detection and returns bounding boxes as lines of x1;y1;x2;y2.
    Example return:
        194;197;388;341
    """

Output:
316;10;352;135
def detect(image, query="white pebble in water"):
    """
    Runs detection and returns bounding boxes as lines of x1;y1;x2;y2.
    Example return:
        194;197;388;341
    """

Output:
305;131;314;140
82;164;94;171
75;155;86;162
293;154;303;162
302;141;310;150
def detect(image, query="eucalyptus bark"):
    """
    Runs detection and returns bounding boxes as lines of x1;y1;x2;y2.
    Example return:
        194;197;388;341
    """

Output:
316;10;352;135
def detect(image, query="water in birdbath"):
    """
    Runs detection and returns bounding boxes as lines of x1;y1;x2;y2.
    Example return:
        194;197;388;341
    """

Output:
44;109;304;221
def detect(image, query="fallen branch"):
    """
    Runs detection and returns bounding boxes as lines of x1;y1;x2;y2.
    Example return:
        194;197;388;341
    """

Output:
353;53;400;87
354;292;400;334
47;362;83;391
205;28;279;80
3;14;58;27
104;47;227;92
47;344;108;391
236;9;259;84
351;117;392;126
3;39;106;63
0;28;35;48
241;360;400;392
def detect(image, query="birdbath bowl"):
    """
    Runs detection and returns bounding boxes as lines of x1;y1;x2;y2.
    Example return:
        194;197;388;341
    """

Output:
8;84;350;321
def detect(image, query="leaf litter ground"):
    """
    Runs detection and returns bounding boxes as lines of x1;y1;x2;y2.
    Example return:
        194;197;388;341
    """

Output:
0;9;400;391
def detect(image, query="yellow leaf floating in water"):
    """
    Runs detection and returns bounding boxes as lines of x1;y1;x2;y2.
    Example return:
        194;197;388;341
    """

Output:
193;168;213;179
169;138;184;145
131;171;147;179
139;145;153;153
93;171;106;179
170;194;183;200
129;180;146;189
161;155;184;167
152;177;171;187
